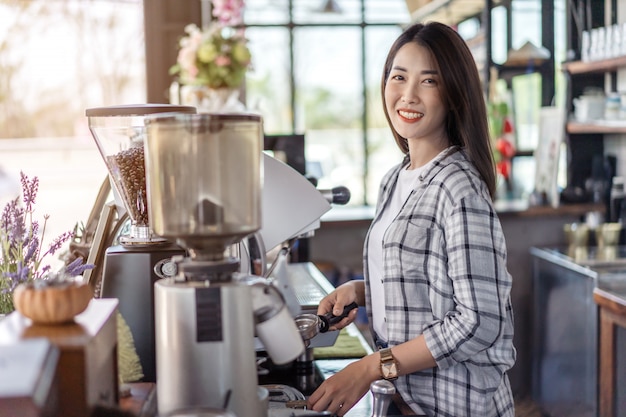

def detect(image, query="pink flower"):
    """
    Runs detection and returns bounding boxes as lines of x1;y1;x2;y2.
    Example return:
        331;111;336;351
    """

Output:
212;0;244;25
177;46;199;79
215;55;231;66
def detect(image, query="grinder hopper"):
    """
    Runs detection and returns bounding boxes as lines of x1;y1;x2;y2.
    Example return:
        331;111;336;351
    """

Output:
86;104;196;244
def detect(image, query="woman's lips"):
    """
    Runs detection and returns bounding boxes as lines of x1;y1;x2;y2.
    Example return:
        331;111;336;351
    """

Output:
398;109;423;122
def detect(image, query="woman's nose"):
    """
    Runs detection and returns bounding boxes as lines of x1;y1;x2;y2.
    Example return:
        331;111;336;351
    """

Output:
400;85;419;104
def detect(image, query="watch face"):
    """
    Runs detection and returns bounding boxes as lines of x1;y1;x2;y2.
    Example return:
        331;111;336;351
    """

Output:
382;362;398;379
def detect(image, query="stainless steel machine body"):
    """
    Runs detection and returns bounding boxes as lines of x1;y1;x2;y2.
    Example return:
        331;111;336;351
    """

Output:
144;113;303;417
155;278;265;416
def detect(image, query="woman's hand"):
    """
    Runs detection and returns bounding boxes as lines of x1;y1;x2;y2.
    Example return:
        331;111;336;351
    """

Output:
317;280;364;332
306;354;379;415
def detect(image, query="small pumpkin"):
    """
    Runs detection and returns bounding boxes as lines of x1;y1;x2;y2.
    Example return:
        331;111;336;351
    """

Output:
13;280;93;325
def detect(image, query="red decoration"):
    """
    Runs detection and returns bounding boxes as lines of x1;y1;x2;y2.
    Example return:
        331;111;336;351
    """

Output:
496;137;516;159
496;159;511;179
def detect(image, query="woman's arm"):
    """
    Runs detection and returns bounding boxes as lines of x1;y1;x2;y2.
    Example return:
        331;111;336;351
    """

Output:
423;194;512;368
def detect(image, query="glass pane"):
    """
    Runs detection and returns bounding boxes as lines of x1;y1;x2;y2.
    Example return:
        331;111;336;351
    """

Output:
554;0;567;109
365;0;411;24
245;27;292;133
512;0;542;48
0;0;144;269
512;73;542;151
0;1;145;131
490;6;508;65
294;27;364;204
293;0;362;25
244;0;290;25
365;26;404;206
511;155;535;200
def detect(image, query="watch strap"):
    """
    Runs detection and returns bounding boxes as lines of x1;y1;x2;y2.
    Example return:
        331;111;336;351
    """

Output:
380;347;394;362
379;347;398;380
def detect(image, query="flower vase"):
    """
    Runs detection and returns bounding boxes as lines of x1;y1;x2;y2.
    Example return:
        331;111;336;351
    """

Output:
174;84;246;113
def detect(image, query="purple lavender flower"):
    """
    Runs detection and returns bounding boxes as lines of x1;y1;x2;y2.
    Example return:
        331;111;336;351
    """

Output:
20;172;39;213
6;262;30;289
1;200;14;230
63;258;95;278
23;237;39;265
1;172;94;296
43;231;73;257
7;201;24;247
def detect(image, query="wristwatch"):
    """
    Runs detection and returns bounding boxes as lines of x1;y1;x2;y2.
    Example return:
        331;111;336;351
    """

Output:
379;347;398;380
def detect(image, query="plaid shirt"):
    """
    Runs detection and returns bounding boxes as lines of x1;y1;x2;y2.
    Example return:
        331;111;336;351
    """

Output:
364;146;516;417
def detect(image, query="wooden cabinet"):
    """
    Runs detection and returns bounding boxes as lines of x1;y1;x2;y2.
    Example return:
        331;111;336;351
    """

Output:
0;299;119;417
593;286;626;417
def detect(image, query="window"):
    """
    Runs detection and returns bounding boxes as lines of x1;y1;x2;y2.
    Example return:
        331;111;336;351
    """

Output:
243;0;410;206
0;0;145;266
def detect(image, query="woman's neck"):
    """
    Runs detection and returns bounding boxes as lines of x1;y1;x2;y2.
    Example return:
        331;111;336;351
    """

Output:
406;136;450;170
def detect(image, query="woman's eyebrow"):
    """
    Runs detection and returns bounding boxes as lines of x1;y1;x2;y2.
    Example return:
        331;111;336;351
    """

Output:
391;65;438;76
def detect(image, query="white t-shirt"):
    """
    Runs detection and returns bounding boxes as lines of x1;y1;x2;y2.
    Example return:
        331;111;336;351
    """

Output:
368;164;424;342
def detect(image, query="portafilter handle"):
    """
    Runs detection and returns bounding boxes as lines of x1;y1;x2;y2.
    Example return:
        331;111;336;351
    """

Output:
370;379;396;417
317;301;358;333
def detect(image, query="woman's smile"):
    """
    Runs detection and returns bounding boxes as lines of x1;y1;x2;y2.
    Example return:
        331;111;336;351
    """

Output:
398;109;424;122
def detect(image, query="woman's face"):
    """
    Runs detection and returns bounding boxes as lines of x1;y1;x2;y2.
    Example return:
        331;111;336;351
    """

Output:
384;42;448;143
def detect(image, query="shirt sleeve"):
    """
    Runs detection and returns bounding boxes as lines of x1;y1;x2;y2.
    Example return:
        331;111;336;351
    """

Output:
422;193;512;369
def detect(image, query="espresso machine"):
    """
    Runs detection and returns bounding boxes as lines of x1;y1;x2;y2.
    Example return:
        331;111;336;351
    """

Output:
86;104;196;382
143;113;306;417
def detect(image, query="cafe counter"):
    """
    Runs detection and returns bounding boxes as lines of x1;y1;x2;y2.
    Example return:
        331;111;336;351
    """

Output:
117;322;421;416
0;301;420;416
593;270;626;417
531;246;626;417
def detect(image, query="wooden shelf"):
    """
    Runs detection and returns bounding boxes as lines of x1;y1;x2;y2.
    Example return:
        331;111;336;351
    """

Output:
562;55;626;74
566;121;626;134
495;62;548;82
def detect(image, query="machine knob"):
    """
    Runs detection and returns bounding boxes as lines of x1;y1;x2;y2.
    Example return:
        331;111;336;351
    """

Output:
319;186;351;205
153;257;178;279
370;379;396;417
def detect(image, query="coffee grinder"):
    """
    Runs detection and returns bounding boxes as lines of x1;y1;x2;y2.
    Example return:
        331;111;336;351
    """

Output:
143;113;305;417
86;104;196;382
